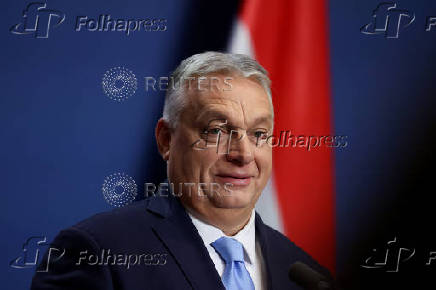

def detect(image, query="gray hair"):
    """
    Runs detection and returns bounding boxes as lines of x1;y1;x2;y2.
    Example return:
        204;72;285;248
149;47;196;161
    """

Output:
162;51;273;128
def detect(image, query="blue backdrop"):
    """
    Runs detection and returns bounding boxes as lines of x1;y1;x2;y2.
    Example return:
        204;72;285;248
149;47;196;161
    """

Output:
1;0;436;289
331;1;436;288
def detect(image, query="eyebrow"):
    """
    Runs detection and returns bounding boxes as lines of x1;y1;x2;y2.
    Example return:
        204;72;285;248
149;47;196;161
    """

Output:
195;110;229;124
195;110;273;129
251;116;273;128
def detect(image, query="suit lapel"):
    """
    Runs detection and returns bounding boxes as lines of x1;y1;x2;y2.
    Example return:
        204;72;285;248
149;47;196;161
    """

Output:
256;213;275;289
256;213;296;290
146;187;293;290
146;192;225;290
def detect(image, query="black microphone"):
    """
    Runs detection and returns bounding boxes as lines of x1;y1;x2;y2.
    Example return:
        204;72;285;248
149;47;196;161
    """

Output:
288;261;334;290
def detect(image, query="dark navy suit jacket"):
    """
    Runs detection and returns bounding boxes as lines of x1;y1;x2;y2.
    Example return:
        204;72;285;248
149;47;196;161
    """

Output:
31;192;331;290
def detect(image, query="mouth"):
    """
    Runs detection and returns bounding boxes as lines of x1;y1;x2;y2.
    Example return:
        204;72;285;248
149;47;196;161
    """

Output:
215;173;253;186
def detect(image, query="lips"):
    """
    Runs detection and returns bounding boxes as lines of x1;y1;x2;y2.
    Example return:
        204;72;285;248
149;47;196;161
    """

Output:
215;172;253;186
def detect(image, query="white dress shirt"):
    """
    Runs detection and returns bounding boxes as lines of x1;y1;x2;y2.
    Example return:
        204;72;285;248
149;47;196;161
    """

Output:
188;210;266;290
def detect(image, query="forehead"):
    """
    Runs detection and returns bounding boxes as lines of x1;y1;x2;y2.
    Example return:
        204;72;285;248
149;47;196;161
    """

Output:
186;76;273;127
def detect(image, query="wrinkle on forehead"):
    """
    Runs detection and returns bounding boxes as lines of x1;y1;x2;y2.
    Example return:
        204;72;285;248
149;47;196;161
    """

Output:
183;77;272;128
239;99;248;128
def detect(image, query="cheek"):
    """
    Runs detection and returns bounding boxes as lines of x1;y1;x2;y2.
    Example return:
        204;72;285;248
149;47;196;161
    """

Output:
170;134;220;180
255;148;273;179
194;150;221;177
168;132;198;179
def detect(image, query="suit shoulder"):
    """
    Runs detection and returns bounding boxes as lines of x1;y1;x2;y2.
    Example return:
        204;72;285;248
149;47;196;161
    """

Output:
60;199;156;248
260;223;332;279
261;224;308;258
74;199;148;227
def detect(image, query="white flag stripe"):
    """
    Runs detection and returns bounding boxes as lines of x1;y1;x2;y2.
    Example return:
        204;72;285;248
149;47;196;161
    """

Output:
227;19;284;233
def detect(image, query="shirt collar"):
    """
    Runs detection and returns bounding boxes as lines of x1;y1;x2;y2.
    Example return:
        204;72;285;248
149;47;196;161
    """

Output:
188;209;256;265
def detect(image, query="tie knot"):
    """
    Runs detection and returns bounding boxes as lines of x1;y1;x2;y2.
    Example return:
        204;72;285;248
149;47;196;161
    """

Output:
211;237;244;263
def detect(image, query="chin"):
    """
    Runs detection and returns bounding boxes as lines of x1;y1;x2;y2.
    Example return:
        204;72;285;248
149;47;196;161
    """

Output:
208;188;254;209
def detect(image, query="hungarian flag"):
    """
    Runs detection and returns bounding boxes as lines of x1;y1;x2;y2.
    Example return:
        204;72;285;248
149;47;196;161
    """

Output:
228;0;335;273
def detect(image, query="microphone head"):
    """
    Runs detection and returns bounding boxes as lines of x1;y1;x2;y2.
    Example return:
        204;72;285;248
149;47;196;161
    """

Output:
289;262;333;290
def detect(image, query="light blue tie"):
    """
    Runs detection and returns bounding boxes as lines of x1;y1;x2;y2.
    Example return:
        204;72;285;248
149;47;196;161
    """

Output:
211;237;255;290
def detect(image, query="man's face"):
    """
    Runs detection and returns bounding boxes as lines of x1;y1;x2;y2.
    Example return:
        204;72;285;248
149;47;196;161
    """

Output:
166;75;273;216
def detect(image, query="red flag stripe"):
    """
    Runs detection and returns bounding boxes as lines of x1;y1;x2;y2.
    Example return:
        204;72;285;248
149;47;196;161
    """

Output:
238;0;335;272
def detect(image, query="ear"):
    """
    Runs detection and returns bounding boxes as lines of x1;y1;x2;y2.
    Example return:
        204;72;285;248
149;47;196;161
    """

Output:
155;118;171;161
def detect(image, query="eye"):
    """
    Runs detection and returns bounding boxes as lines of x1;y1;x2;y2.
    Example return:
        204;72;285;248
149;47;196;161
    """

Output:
209;127;223;135
202;127;224;135
253;130;268;139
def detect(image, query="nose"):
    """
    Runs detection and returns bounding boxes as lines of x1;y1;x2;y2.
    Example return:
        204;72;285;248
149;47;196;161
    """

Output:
225;129;254;165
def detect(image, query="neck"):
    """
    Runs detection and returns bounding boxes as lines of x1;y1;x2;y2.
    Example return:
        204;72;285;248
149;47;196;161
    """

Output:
186;205;253;236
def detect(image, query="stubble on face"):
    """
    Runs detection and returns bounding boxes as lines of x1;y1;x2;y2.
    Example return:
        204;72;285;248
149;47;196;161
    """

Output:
166;74;273;233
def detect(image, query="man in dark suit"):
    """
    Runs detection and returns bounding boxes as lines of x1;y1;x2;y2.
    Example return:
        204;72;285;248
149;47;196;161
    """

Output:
32;52;331;289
